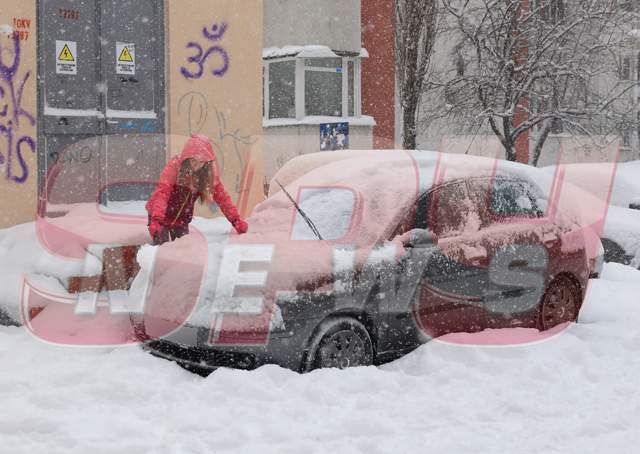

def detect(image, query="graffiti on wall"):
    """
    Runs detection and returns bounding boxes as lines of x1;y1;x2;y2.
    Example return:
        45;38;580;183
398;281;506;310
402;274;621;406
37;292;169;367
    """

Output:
0;20;35;184
177;90;256;194
180;21;230;80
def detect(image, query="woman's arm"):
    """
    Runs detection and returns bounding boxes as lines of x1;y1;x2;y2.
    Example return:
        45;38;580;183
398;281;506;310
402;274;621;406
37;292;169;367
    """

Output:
210;166;247;233
146;157;180;223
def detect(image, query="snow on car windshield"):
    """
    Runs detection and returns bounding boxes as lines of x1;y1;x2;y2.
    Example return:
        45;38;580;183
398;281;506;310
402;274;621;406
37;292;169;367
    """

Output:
290;188;356;240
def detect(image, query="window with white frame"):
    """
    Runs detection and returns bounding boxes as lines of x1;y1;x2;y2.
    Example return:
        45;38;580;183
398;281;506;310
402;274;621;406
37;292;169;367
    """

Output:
269;60;296;118
264;56;361;120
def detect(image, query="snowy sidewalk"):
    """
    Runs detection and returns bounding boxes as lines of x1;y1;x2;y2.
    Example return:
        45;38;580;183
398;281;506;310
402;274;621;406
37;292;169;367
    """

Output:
0;262;639;454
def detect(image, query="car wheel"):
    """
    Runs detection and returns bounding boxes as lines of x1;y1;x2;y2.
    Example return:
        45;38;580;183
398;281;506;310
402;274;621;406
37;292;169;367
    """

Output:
538;276;579;331
303;317;374;372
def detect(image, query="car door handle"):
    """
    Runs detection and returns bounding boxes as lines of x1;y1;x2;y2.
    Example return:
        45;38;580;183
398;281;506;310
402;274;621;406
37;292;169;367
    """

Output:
510;259;529;268
542;232;558;247
460;244;487;267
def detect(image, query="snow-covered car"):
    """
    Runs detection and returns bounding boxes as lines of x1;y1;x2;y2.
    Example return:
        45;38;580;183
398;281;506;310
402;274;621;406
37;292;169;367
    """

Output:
135;151;596;373
541;161;640;267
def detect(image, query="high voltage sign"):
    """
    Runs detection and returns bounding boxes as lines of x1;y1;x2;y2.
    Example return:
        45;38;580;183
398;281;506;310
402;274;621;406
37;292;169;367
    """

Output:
118;46;133;62
55;40;77;75
116;42;136;75
58;44;75;61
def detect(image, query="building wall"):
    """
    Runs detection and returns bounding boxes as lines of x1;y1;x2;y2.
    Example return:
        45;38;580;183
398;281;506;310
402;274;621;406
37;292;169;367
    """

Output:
262;0;375;182
167;0;264;218
361;0;396;149
263;124;374;181
263;0;360;52
0;3;37;228
437;134;633;165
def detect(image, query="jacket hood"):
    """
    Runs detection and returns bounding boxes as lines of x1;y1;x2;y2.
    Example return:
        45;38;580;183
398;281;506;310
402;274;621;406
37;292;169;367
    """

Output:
177;134;217;164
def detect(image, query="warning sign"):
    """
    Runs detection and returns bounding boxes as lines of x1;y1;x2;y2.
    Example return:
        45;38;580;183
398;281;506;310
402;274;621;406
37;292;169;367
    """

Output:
116;42;135;75
55;40;77;75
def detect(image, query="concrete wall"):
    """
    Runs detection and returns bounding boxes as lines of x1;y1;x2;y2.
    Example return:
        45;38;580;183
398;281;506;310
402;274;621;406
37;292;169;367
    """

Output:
0;3;37;228
263;0;361;52
437;134;634;166
263;124;373;180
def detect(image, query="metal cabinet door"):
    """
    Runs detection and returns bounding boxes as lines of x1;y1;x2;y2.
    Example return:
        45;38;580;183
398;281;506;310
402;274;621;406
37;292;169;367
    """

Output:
101;0;164;203
38;0;165;208
38;0;103;205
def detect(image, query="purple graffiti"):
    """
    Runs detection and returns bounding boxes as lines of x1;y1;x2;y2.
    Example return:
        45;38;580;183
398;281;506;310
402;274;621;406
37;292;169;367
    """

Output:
180;21;230;80
0;31;36;184
0;33;35;127
202;22;228;42
0;124;34;183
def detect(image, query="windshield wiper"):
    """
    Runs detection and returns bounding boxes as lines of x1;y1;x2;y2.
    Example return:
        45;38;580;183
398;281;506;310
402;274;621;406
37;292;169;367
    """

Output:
275;179;324;240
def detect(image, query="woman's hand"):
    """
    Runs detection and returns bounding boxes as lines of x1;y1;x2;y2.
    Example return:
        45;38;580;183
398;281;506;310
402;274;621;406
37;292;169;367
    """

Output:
232;219;248;234
148;220;166;244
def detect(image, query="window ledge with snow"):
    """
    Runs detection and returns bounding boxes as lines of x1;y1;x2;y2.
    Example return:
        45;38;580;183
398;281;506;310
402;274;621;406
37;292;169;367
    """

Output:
263;45;368;59
263;116;375;128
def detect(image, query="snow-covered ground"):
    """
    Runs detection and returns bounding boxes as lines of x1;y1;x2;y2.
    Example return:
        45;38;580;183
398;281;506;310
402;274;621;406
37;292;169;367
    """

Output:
1;262;639;454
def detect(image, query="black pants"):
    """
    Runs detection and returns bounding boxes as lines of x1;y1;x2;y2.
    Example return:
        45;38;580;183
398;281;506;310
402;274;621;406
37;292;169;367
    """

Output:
149;216;189;245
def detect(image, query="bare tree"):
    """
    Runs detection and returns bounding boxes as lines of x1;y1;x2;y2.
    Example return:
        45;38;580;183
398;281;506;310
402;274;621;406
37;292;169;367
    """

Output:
395;0;439;150
437;0;640;164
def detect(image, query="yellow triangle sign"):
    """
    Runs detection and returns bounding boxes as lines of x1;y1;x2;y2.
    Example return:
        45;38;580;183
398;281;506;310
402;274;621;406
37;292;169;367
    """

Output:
118;46;133;62
58;44;75;62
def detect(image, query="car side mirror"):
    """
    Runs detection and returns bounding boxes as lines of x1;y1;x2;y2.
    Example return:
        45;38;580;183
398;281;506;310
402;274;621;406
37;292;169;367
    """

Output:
401;229;435;249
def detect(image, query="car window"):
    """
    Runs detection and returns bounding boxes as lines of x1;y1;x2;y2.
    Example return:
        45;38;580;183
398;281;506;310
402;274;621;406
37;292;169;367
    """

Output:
391;181;481;240
392;204;417;239
429;182;476;238
489;179;542;219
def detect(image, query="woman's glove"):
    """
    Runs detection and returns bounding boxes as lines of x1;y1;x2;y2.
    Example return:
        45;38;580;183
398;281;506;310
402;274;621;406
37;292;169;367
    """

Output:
232;219;248;234
148;220;165;243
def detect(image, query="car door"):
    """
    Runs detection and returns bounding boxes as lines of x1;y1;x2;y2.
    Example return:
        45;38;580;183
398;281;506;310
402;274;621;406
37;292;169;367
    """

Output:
413;181;490;338
380;181;489;350
467;177;551;329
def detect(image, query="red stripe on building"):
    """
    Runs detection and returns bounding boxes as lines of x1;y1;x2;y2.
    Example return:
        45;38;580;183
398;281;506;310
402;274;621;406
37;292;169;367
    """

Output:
361;0;396;149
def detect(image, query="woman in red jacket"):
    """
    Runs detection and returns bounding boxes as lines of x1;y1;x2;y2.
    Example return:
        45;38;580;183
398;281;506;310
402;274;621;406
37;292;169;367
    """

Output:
146;134;248;245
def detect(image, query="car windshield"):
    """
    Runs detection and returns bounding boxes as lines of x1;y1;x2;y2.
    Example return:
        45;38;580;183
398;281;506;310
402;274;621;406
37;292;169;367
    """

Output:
290;188;356;240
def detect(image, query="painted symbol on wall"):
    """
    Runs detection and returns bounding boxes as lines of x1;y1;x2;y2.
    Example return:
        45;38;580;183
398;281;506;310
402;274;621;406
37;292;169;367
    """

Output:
55;40;76;75
116;42;135;75
180;21;229;80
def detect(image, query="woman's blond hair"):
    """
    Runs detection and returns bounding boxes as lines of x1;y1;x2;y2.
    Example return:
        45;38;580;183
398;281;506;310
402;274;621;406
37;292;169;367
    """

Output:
177;159;214;203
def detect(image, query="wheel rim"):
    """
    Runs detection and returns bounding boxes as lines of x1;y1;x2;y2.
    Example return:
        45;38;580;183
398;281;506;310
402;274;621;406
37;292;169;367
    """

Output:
318;329;367;369
541;282;577;329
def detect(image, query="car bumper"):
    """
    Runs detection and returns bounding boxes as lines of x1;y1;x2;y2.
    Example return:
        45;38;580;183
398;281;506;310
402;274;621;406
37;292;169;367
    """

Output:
134;315;320;372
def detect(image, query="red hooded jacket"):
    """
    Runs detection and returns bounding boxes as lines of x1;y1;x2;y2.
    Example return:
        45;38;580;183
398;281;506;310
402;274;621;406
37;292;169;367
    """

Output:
146;135;243;230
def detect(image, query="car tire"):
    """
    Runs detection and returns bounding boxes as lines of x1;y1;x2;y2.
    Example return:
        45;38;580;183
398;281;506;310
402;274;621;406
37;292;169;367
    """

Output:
303;316;374;372
538;276;580;331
